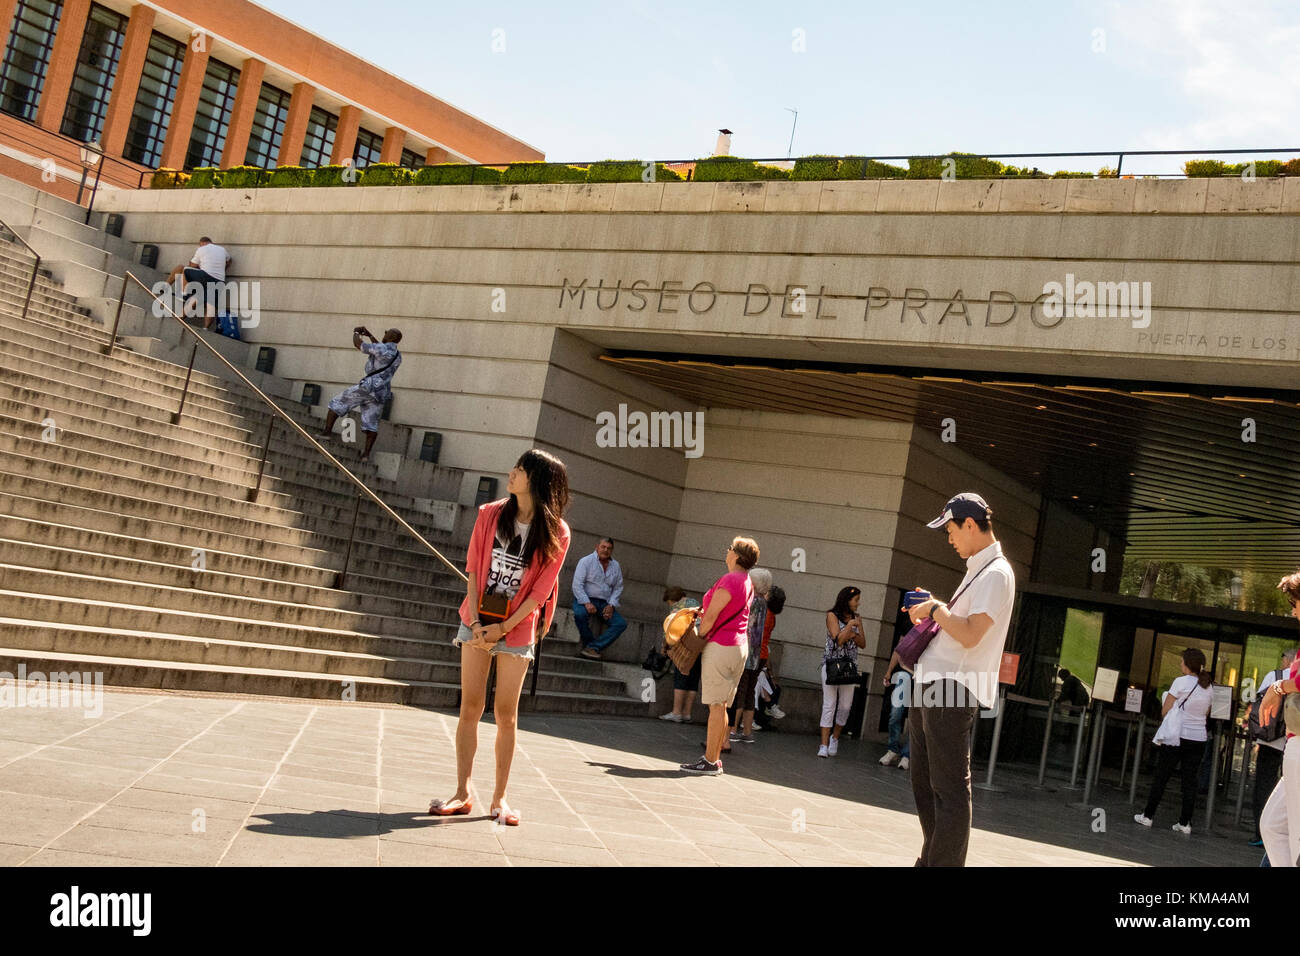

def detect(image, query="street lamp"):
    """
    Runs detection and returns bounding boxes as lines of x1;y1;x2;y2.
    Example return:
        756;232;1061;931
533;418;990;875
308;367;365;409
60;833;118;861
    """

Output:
78;142;104;224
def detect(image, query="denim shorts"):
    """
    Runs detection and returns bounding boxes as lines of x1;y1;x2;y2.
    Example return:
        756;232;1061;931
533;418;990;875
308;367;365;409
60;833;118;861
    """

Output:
451;622;535;661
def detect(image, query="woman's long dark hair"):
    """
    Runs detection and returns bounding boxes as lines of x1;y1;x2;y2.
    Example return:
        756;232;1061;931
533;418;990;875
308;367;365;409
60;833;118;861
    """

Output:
1182;647;1212;689
828;586;861;622
495;448;570;565
767;585;786;615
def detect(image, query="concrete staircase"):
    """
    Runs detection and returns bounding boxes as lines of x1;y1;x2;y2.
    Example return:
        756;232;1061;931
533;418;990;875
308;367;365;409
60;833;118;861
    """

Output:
0;226;645;716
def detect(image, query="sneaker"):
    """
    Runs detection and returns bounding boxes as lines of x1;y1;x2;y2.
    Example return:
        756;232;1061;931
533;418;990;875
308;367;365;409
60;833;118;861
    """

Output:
828;737;839;756
769;705;787;719
1133;814;1152;828
1171;822;1192;835
729;731;743;742
898;756;910;771
738;734;757;744
817;744;829;758
580;648;601;659
879;750;899;767
659;712;682;722
1249;838;1264;847
751;724;762;732
681;756;723;775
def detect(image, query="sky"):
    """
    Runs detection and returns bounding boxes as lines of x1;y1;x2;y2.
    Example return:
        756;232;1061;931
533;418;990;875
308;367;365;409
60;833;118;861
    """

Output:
257;0;1300;177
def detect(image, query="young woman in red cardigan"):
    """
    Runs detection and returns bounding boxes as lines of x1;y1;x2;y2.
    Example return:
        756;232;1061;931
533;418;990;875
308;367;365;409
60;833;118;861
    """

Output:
429;448;571;826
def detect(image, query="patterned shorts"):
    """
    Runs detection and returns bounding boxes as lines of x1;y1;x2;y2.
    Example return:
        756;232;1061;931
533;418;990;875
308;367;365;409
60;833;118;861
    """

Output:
327;384;383;432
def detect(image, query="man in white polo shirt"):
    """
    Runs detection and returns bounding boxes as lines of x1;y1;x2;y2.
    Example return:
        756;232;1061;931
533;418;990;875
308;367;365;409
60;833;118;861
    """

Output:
168;236;231;330
903;492;1016;867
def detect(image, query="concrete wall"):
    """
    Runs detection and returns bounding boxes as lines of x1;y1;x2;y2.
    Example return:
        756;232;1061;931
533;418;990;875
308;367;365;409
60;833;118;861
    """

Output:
664;409;911;683
534;328;695;619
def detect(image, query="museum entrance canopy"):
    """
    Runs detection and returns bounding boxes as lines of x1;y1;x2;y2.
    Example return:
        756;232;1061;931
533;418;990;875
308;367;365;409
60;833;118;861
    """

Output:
603;352;1300;577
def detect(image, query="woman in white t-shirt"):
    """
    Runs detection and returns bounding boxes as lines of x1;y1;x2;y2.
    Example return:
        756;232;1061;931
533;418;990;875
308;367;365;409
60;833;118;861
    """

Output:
1135;648;1214;834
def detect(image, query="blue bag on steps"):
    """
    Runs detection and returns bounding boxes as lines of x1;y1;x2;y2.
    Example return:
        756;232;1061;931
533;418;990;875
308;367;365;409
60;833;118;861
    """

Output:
217;312;241;340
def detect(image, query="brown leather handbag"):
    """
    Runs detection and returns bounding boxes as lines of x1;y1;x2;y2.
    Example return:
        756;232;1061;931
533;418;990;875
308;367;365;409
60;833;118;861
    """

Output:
663;602;745;674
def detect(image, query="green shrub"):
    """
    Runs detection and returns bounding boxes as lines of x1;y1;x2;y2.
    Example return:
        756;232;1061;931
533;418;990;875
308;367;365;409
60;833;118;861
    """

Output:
185;167;221;189
791;155;840;180
218;165;264;189
1051;170;1096;178
585;160;646;183
266;165;314;188
1246;159;1283;177
1282;158;1300;177
311;164;361;187
360;163;414;186
150;169;188;189
834;157;907;179
501;162;588;184
1184;159;1227;177
471;165;504;183
414;163;473;185
692;157;791;182
908;152;1005;179
584;160;683;183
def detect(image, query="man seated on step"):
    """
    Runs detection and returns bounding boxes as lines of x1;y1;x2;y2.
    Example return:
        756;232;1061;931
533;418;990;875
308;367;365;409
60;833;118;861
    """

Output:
167;236;231;330
322;326;402;464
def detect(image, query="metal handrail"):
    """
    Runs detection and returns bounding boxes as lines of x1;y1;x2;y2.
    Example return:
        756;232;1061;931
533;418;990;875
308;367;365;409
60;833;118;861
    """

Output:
110;271;467;585
0;217;43;320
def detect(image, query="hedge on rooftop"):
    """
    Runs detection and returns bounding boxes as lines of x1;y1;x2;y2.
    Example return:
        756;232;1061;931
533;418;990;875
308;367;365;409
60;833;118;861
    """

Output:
148;154;1300;189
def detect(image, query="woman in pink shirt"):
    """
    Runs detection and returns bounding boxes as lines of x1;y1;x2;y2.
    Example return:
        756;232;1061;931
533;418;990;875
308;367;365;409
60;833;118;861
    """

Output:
429;449;571;827
1259;571;1300;866
680;536;759;775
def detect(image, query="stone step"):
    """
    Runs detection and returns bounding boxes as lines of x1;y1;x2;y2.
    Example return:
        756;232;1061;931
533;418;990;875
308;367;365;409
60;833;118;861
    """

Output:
0;511;461;605
0;473;464;583
0;441;451;545
0;312;254;406
0;563;451;639
0;384;418;503
0;618;628;697
0;647;648;714
0;490;467;592
0;330;272;425
0;411;441;517
0;540;462;629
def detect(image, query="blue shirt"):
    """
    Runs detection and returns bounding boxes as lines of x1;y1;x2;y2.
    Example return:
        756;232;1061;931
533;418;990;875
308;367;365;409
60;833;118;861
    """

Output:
359;341;401;401
572;552;624;606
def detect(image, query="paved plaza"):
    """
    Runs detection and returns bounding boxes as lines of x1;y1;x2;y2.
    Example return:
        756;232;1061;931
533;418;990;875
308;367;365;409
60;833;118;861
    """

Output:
0;687;1262;867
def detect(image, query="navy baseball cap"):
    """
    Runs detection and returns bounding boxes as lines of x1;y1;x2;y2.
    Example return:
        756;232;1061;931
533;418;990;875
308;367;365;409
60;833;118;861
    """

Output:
927;493;993;529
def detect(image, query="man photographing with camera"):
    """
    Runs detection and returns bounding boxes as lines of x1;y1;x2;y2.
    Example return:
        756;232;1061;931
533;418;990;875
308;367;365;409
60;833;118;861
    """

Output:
323;325;403;464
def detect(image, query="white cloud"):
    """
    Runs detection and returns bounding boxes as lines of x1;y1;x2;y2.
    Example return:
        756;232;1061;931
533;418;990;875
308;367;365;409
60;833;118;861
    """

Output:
1107;0;1300;148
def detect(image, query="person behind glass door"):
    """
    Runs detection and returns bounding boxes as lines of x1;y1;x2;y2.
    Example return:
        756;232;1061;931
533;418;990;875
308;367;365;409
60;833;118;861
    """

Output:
1134;647;1214;835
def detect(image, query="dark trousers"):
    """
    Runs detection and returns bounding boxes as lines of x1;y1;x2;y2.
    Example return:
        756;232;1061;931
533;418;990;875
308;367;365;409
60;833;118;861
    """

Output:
909;680;977;867
1143;738;1207;826
1253;745;1285;840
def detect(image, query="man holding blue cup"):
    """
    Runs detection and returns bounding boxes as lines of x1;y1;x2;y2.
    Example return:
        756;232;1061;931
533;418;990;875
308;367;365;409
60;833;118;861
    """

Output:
901;492;1016;867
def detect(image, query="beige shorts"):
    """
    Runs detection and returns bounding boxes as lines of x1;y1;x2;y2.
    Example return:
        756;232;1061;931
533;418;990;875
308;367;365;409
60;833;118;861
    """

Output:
700;641;748;706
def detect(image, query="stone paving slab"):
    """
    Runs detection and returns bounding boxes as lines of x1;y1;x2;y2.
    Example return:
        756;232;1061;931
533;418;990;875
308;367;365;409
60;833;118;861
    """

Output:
0;687;1266;867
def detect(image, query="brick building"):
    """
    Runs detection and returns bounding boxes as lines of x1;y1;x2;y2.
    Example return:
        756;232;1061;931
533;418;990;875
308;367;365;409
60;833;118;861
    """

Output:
0;0;541;198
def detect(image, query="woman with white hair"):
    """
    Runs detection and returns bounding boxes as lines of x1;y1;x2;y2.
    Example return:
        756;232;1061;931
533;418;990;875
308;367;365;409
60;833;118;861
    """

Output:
729;567;772;746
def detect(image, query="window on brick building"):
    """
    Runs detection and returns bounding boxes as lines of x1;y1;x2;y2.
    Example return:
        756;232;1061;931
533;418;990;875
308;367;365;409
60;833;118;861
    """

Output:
120;31;185;168
0;0;63;121
60;3;128;143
